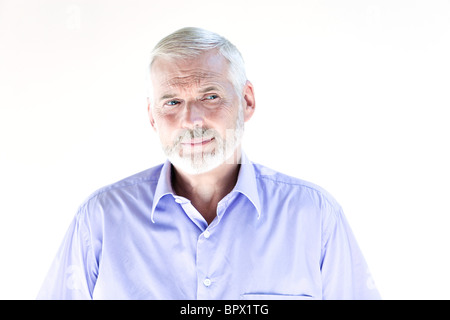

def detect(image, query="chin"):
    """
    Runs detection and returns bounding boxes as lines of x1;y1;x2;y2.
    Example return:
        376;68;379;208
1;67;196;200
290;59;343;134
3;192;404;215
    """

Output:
165;134;242;175
169;152;225;175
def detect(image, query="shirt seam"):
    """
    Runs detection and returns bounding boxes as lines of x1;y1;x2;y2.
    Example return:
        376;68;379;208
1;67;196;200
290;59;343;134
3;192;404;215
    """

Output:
83;206;98;295
256;174;341;212
82;176;160;205
74;204;98;298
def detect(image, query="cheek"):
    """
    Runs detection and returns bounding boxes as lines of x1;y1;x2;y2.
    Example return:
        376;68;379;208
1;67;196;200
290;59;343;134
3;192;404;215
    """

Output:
209;99;238;121
154;117;178;143
210;109;242;137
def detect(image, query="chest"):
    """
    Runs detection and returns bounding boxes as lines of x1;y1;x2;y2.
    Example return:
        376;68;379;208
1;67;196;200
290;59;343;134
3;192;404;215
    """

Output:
93;199;323;299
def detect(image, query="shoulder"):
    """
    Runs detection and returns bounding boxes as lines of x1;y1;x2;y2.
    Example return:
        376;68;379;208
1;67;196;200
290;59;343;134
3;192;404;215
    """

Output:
78;164;164;210
252;162;342;212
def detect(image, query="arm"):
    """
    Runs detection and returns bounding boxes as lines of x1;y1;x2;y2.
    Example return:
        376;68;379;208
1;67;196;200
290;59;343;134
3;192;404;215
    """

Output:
37;204;98;299
320;203;381;300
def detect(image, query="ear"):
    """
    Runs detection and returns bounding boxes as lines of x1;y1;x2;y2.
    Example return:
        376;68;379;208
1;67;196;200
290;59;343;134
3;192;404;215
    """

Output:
242;80;256;122
147;97;157;132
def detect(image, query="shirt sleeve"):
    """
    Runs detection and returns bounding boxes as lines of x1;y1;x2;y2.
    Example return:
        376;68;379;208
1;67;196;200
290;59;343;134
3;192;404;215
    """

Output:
320;202;381;300
37;204;98;300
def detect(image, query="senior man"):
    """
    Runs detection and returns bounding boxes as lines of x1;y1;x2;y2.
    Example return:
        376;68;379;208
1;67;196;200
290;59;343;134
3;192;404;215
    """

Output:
38;27;380;300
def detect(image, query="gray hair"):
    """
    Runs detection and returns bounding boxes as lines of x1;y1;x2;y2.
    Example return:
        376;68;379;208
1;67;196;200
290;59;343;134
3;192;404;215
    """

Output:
148;27;247;100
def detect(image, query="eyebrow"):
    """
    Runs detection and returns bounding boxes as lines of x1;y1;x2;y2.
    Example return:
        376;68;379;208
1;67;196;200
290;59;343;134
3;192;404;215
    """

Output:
158;86;223;101
199;86;221;94
159;93;177;101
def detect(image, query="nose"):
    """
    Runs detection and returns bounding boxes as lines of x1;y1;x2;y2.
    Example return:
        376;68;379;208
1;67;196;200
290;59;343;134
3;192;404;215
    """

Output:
181;101;204;129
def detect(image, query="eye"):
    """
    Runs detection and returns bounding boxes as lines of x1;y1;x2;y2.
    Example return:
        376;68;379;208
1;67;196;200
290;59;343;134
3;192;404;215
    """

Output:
165;100;181;107
204;94;219;101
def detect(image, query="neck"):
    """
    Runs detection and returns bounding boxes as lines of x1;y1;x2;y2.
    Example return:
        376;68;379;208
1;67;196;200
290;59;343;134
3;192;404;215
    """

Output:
171;148;242;224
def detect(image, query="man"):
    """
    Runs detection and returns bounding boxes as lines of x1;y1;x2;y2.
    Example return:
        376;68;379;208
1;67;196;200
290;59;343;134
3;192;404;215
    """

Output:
38;27;380;299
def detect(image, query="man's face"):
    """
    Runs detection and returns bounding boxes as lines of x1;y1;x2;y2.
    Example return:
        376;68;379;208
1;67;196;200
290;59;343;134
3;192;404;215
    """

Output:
149;50;254;174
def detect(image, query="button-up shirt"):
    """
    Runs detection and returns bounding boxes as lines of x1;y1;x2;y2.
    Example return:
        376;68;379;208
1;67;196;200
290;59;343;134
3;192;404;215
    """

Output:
37;152;380;299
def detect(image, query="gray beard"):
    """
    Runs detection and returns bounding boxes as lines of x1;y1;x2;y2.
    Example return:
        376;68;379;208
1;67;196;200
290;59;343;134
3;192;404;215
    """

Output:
162;110;244;175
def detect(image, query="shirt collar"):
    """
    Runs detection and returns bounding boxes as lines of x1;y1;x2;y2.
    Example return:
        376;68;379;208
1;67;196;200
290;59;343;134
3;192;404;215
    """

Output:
231;151;262;219
151;160;174;223
151;151;261;223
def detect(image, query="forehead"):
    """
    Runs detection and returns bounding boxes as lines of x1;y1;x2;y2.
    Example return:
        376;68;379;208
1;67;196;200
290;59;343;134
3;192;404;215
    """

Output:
150;51;231;91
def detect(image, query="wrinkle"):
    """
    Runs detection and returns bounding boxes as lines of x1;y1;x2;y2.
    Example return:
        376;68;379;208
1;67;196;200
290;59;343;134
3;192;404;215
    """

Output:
165;72;220;89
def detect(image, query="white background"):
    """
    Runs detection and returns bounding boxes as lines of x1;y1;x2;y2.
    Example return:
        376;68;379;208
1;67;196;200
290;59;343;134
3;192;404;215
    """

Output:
1;0;449;299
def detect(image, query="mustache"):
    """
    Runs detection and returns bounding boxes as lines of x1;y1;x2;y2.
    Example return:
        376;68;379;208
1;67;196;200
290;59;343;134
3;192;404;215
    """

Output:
174;127;219;144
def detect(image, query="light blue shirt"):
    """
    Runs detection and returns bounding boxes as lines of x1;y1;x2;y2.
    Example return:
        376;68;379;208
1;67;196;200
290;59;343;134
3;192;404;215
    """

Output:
37;152;380;300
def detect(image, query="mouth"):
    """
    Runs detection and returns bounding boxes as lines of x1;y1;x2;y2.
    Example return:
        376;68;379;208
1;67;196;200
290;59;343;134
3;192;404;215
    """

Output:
181;137;215;147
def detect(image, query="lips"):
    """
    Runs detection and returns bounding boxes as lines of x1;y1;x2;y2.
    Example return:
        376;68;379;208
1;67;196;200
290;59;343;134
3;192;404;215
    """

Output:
181;137;214;146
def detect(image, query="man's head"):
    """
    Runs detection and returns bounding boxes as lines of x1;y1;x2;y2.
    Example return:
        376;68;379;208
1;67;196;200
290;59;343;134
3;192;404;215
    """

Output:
147;27;255;175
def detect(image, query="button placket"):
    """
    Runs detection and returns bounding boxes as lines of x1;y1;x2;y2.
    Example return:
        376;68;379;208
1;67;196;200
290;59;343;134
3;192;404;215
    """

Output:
196;226;217;299
194;200;227;299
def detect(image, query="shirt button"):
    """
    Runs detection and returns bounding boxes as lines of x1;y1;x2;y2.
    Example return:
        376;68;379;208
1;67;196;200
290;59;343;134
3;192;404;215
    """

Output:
203;278;212;287
203;230;211;239
174;198;183;204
